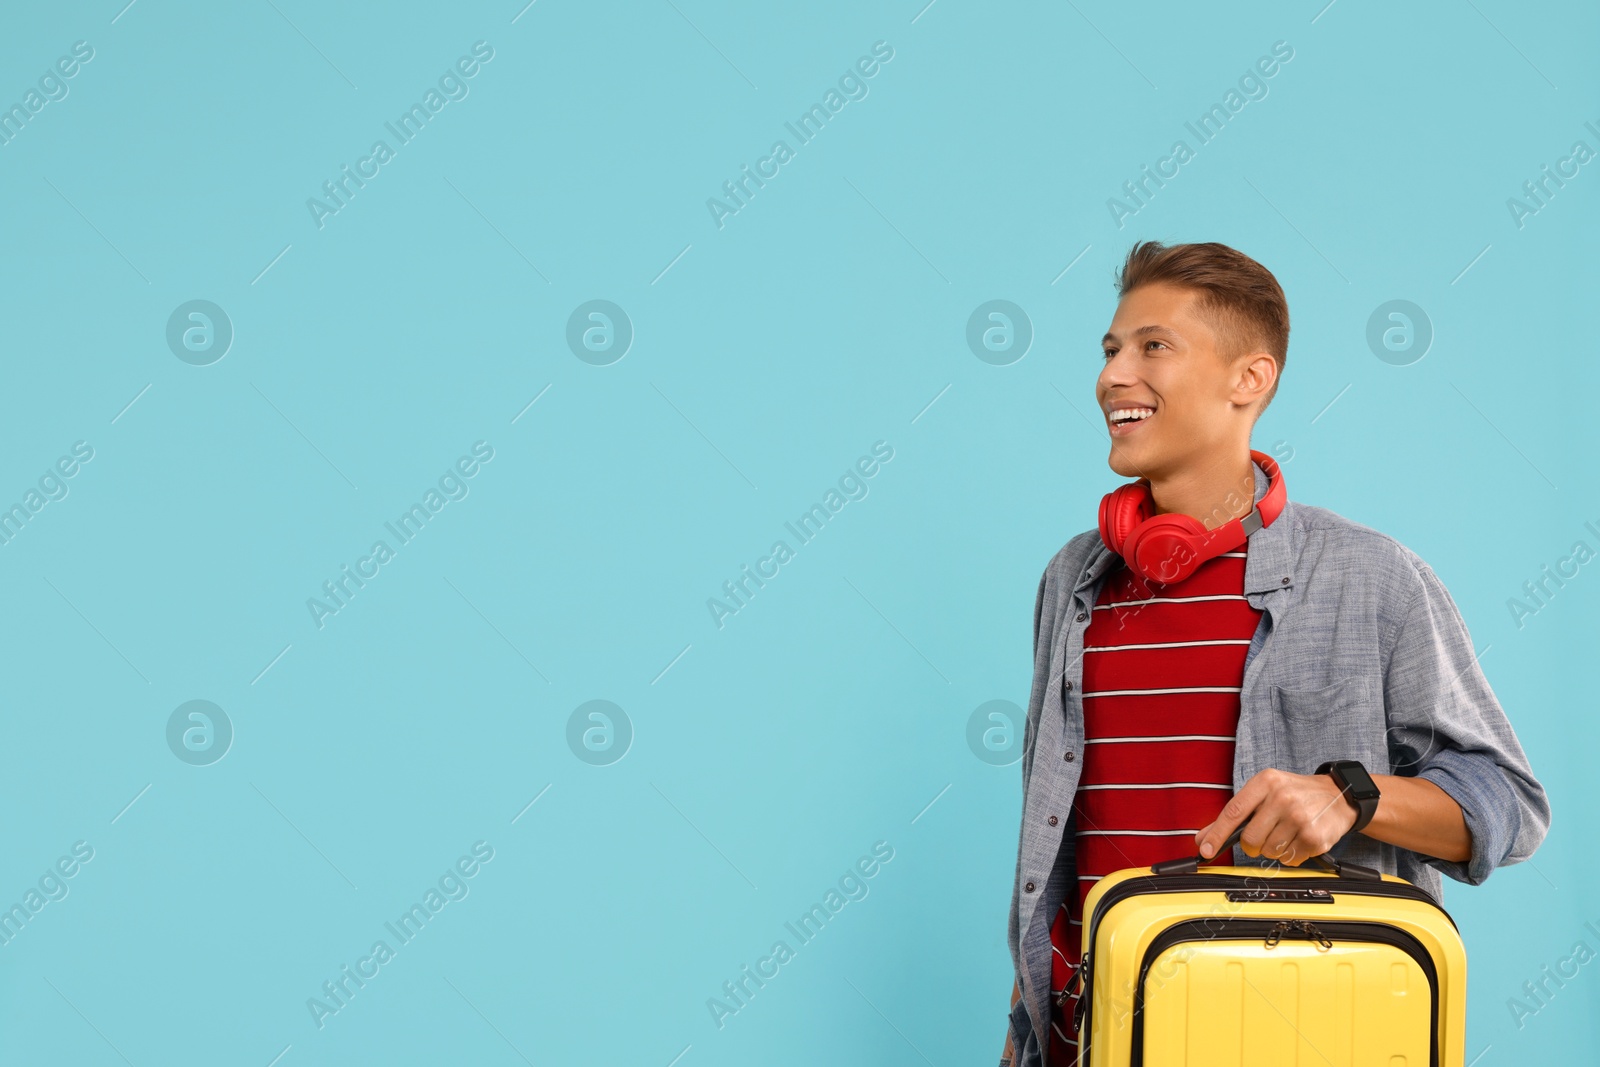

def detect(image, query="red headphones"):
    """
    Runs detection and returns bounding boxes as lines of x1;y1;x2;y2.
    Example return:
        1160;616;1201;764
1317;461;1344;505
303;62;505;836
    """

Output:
1097;449;1286;584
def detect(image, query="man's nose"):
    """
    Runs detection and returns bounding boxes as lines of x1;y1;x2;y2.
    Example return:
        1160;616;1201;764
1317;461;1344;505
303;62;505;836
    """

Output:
1098;350;1137;390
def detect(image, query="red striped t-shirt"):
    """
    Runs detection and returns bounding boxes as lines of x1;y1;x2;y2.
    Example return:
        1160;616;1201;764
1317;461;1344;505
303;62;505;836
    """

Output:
1047;544;1263;1062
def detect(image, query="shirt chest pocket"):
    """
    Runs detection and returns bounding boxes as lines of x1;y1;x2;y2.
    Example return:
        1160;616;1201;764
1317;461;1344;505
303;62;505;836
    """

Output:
1269;676;1389;774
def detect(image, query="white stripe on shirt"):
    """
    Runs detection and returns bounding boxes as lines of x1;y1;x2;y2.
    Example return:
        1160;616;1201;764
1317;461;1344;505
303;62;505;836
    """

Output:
1084;734;1235;743
1084;638;1252;652
1076;782;1232;790
1095;594;1247;609
1081;685;1242;697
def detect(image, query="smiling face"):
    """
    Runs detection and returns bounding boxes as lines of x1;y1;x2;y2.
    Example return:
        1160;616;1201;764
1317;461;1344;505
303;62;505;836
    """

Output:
1098;281;1276;484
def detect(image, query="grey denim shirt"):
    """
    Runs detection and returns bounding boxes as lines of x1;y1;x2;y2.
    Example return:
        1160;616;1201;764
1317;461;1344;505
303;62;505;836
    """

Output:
1005;460;1551;1066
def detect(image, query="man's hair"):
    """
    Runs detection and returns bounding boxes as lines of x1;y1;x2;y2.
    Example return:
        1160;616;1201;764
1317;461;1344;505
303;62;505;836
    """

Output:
1115;240;1289;419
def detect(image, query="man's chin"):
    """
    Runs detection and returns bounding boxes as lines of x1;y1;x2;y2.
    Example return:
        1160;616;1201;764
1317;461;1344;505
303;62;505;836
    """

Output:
1107;446;1149;479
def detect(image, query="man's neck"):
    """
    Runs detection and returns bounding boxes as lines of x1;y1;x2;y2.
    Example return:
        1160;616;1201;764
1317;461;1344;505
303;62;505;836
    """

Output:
1147;451;1258;531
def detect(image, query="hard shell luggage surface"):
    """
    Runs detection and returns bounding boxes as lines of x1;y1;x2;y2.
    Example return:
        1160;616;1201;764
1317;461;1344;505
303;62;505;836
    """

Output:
1066;828;1468;1067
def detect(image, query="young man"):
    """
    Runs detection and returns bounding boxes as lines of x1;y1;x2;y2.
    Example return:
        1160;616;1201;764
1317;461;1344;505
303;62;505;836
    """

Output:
999;241;1550;1066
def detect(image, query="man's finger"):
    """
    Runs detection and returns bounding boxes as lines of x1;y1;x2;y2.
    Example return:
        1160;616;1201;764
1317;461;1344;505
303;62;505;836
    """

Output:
1196;773;1270;858
1239;812;1292;860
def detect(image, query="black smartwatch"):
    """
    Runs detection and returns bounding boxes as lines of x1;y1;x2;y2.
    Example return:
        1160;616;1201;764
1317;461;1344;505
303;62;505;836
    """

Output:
1315;759;1381;834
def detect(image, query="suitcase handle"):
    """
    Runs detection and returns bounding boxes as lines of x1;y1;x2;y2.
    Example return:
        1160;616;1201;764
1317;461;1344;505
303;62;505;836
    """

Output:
1151;823;1381;880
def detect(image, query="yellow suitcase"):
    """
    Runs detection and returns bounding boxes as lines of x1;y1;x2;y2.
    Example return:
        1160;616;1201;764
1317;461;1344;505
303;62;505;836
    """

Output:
1067;825;1467;1066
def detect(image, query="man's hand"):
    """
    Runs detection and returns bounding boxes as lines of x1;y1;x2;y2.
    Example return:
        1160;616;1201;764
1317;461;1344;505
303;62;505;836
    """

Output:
1193;767;1358;867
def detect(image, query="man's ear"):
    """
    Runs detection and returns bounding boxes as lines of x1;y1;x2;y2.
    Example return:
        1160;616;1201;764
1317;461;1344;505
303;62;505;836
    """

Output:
1231;351;1277;411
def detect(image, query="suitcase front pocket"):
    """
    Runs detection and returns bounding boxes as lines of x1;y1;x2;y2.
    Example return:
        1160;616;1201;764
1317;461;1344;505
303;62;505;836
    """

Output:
1128;918;1438;1067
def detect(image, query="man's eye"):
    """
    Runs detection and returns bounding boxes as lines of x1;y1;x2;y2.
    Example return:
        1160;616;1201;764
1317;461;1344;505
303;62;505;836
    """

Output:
1101;349;1115;360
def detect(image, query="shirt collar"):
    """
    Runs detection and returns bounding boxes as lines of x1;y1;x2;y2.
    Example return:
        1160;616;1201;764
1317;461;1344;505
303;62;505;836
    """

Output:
1072;457;1297;598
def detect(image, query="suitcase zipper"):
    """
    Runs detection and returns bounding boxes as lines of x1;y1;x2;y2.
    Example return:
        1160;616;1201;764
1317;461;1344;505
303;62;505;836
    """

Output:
1084;871;1455;957
1125;917;1440;1067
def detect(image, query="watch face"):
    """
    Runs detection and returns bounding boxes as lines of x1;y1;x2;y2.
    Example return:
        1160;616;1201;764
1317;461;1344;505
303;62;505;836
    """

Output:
1339;761;1380;800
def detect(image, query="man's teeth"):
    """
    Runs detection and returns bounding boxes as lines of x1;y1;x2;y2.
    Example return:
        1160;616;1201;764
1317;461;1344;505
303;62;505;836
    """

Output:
1112;407;1155;424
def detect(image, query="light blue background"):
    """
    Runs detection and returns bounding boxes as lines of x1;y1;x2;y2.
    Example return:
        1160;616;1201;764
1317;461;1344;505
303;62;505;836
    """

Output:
0;1;1595;1063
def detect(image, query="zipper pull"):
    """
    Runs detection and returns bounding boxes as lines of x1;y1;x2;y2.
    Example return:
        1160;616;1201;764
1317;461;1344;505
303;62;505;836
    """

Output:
1070;953;1092;1031
1052;956;1084;1009
1264;919;1332;950
1299;919;1332;949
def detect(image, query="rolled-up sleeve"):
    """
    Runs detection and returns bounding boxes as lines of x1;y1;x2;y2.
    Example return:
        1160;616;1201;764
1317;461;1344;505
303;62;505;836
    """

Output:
1382;559;1551;885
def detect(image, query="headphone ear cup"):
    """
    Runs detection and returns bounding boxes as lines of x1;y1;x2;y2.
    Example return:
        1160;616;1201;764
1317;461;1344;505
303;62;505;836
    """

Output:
1099;481;1153;555
1123;514;1208;584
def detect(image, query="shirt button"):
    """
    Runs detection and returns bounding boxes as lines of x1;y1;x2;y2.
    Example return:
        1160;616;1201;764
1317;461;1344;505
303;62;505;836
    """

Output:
1064;751;1075;762
1025;881;1036;892
1076;612;1087;621
1064;680;1073;692
1048;815;1058;826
